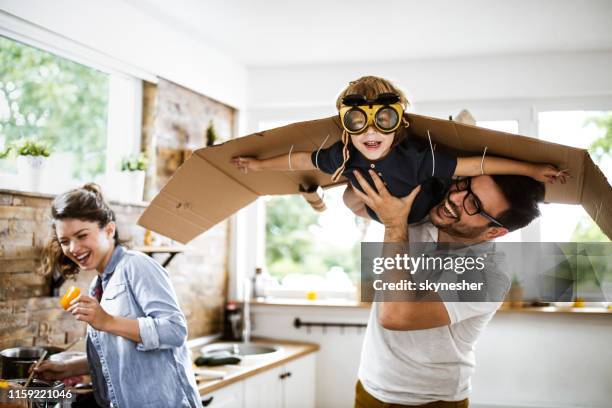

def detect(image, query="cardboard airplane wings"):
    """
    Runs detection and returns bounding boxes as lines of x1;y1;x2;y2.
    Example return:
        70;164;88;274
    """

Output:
137;114;612;243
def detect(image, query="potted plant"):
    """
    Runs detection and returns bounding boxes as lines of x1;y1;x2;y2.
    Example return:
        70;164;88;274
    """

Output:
15;138;51;192
117;152;147;202
206;120;218;147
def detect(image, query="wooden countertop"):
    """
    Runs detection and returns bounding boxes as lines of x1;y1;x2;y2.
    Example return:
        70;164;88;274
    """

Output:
191;338;319;395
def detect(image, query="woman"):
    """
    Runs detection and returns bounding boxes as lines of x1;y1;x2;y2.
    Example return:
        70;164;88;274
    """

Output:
36;184;202;408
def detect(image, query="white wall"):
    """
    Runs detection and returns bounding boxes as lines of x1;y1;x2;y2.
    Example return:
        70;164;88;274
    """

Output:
0;0;247;110
246;51;612;131
251;305;612;408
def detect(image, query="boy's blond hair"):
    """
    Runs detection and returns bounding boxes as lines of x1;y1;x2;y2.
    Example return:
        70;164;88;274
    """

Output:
335;76;410;111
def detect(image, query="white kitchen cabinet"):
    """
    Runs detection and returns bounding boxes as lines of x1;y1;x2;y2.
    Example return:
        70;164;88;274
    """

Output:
201;381;244;408
243;365;284;408
281;353;316;408
243;353;316;408
204;353;317;408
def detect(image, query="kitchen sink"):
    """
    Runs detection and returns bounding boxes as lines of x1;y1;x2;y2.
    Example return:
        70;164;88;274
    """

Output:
200;342;283;358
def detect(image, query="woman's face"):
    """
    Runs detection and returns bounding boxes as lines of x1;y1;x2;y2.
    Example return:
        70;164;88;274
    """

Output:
350;126;394;161
55;218;115;273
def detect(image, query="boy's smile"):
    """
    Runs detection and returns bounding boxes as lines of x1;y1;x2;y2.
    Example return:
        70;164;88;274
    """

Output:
351;127;394;161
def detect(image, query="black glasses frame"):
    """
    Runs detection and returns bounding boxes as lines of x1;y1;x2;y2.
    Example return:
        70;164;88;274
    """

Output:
454;178;505;228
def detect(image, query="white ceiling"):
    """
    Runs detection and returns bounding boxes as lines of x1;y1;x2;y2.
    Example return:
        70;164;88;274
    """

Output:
129;0;612;67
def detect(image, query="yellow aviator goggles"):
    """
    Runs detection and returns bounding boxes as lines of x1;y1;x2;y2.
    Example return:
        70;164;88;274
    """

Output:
339;93;405;135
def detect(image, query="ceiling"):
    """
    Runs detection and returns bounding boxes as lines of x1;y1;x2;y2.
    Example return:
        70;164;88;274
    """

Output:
128;0;612;67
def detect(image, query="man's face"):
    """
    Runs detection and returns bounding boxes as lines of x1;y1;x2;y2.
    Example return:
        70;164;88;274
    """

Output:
429;175;509;241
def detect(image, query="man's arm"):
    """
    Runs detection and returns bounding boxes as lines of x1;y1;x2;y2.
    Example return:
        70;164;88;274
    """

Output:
352;170;451;330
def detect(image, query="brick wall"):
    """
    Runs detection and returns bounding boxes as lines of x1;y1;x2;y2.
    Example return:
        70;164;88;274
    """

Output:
0;190;228;350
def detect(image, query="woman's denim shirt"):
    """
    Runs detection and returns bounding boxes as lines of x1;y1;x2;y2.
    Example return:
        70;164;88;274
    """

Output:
86;246;202;408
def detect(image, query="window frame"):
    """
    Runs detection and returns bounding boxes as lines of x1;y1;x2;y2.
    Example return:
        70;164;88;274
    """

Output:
0;14;152;195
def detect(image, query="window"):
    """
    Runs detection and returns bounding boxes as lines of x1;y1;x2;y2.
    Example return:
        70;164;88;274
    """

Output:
264;187;367;298
537;111;611;242
0;35;141;195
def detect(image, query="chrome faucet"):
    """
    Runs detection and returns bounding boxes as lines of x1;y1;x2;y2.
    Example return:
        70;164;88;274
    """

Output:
242;278;251;343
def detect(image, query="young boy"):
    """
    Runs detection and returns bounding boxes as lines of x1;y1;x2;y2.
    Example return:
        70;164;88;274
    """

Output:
231;76;567;225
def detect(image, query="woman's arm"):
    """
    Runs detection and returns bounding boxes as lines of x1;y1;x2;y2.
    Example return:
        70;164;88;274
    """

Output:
231;152;316;172
125;254;189;351
35;356;90;380
455;156;569;183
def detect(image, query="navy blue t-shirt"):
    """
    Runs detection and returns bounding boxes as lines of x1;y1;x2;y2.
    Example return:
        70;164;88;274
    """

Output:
311;137;457;224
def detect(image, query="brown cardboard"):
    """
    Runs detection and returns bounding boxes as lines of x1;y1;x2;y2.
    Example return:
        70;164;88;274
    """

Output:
138;114;612;242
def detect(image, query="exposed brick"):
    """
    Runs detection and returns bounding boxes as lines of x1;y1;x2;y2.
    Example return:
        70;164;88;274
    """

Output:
0;312;28;330
19;196;52;208
0;322;38;340
0;194;12;206
0;205;37;220
0;260;37;274
0;245;40;260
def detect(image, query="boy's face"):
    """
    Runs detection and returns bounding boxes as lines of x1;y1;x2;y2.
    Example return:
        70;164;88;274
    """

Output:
350;126;394;161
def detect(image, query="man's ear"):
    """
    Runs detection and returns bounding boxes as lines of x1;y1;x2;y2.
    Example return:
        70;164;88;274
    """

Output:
485;226;508;240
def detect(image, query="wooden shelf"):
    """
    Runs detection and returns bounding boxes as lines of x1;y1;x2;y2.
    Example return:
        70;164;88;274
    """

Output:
133;246;186;267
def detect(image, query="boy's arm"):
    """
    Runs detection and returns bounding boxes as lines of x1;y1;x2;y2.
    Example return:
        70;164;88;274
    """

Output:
231;152;316;172
455;156;568;183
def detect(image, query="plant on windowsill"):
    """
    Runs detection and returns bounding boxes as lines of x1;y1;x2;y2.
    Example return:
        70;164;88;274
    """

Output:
115;153;148;202
206;120;218;147
15;138;51;192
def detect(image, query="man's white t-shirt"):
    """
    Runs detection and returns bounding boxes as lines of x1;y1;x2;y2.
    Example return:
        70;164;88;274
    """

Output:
358;221;501;405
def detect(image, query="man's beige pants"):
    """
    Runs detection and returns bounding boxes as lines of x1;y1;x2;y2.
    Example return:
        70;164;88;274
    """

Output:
355;381;469;408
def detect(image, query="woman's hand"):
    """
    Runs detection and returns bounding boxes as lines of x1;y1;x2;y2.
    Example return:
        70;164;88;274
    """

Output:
230;156;262;173
68;294;113;331
33;360;71;381
531;164;569;184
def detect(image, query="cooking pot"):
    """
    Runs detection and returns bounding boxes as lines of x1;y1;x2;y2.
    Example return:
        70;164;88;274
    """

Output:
0;347;63;380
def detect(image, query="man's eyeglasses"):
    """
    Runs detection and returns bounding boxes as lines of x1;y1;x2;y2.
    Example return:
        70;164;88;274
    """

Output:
453;178;505;228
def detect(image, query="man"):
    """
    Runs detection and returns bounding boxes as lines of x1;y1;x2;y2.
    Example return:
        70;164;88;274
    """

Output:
351;169;545;408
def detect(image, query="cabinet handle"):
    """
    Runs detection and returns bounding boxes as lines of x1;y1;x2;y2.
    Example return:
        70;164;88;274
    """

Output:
202;396;214;406
286;372;292;378
279;373;286;379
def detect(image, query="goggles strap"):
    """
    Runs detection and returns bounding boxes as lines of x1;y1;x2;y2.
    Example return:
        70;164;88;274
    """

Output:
427;130;436;177
314;134;331;170
288;144;295;171
480;146;488;175
331;130;351;182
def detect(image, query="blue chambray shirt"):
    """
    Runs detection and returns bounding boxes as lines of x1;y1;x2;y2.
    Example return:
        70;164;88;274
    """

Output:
86;245;202;408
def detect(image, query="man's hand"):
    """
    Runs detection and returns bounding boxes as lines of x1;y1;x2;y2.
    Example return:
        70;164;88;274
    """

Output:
68;294;113;331
351;169;421;228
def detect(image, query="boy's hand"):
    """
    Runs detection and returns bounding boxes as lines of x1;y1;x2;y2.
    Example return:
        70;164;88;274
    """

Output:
230;156;262;173
531;164;569;184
